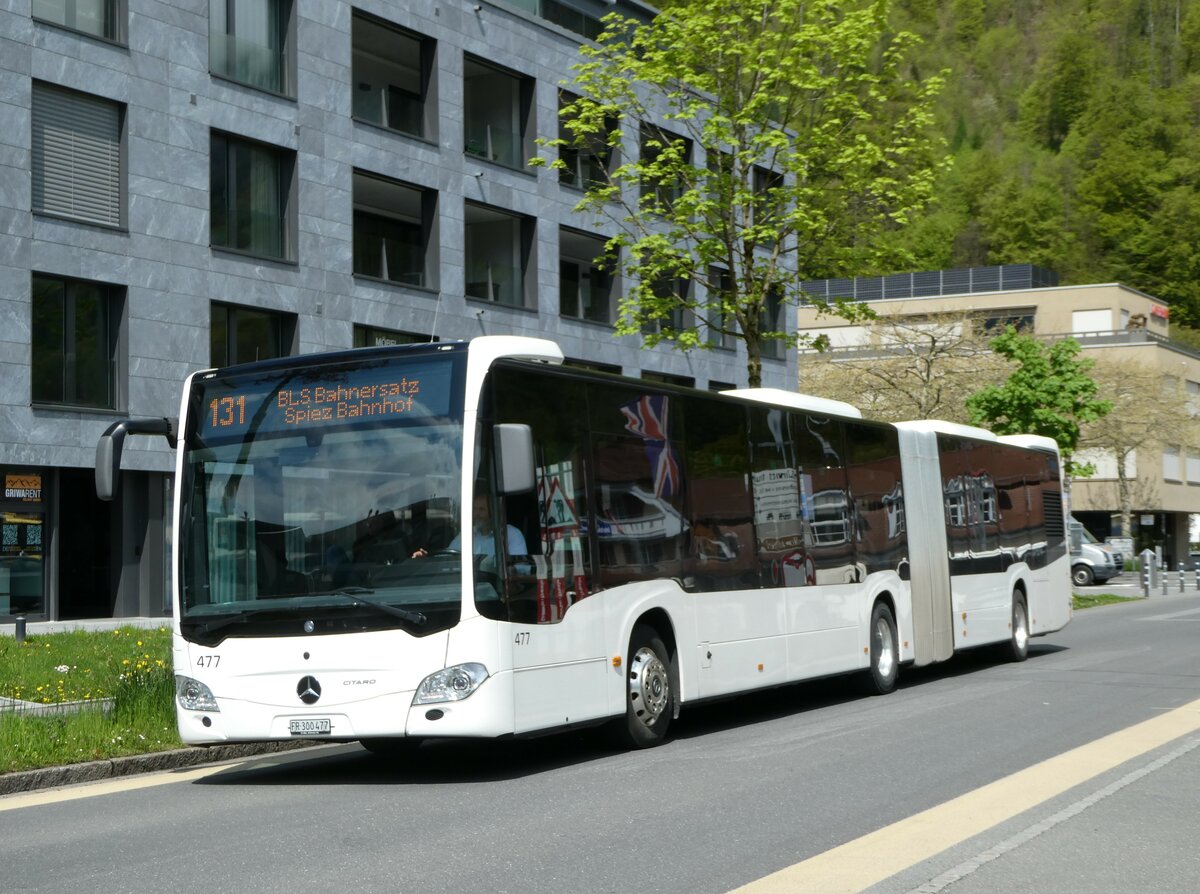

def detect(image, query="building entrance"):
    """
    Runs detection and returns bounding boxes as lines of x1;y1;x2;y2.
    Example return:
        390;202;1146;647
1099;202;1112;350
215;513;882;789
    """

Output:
58;468;115;620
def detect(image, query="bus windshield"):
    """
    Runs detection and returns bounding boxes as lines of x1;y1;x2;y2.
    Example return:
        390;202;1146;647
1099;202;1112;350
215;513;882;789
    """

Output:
178;350;470;645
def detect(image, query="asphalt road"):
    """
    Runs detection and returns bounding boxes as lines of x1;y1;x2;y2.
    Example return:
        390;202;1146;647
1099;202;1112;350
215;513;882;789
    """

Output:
3;593;1199;894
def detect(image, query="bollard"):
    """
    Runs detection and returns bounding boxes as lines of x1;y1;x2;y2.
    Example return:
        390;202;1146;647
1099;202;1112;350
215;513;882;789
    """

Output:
14;615;26;643
1142;562;1151;598
1162;562;1169;596
1181;563;1187;594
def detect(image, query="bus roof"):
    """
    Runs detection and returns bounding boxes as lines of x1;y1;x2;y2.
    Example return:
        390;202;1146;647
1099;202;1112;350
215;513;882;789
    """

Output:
720;387;863;419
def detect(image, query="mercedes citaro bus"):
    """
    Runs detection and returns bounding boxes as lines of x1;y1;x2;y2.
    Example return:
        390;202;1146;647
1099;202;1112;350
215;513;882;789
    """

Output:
96;336;1070;753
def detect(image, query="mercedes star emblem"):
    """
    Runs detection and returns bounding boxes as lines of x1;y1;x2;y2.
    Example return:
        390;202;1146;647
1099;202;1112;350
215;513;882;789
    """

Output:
297;676;321;705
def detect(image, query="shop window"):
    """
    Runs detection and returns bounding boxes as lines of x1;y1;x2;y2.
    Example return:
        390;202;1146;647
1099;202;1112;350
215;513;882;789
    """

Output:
1;508;45;616
31;274;123;410
210;0;294;95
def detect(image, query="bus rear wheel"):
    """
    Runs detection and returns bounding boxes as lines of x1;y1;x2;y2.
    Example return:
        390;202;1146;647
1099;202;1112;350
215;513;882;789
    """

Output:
614;624;674;749
866;601;899;695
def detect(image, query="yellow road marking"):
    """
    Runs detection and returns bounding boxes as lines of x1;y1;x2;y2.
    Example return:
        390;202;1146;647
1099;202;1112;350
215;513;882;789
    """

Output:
731;697;1200;894
0;762;238;813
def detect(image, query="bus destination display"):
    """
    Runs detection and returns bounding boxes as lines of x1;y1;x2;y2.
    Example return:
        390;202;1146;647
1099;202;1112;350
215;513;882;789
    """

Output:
194;357;456;440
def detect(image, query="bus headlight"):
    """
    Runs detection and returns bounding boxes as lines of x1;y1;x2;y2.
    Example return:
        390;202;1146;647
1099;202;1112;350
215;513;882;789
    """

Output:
413;663;489;705
175;675;220;712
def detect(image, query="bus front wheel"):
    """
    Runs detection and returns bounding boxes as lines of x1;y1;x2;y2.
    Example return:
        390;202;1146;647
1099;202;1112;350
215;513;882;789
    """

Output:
866;601;899;695
1004;594;1030;663
614;624;674;748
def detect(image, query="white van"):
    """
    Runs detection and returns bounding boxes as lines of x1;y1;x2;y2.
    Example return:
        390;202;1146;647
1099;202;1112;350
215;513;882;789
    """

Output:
1069;517;1119;586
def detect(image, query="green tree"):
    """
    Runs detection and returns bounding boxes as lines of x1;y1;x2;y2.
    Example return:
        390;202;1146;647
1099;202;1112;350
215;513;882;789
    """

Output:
965;328;1112;478
541;0;947;387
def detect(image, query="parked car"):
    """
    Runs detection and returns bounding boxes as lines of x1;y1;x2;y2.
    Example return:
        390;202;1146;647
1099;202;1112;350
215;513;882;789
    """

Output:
1069;518;1119;587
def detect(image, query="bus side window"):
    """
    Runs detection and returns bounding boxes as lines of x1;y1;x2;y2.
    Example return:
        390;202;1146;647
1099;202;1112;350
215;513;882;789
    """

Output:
683;397;754;592
490;367;592;624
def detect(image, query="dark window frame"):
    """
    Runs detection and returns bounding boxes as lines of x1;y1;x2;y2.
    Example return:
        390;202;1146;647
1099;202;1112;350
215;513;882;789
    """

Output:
32;0;126;44
351;10;436;141
30;273;125;411
210;301;297;367
210;129;296;262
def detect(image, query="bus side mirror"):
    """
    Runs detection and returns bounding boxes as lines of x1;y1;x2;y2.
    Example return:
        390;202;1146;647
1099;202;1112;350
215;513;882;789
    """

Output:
494;423;535;495
96;417;178;501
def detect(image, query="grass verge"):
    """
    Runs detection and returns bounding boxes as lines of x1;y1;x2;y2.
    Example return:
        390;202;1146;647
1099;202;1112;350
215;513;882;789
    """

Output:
1073;592;1142;610
0;627;183;775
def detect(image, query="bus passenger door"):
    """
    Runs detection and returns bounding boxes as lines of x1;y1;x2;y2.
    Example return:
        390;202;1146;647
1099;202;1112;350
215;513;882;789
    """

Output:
486;367;608;734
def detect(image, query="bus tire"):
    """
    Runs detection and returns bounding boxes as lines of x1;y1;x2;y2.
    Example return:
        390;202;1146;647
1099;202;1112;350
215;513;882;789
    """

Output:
614;624;674;748
866;601;899;695
1005;594;1030;663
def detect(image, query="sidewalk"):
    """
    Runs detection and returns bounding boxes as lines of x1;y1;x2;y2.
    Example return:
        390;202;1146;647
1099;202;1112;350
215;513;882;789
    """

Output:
0;616;167;637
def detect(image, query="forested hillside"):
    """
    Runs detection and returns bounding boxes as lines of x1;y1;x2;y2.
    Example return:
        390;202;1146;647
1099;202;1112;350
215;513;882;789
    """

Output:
886;0;1200;328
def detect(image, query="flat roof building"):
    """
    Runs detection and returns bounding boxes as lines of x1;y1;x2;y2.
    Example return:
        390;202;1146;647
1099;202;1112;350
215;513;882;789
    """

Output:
797;266;1200;565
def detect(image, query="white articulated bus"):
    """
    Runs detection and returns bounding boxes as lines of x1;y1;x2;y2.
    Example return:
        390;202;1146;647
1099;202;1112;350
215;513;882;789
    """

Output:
96;336;1071;751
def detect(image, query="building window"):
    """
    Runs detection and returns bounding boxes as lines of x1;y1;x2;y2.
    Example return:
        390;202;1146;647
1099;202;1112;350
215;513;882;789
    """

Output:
31;274;122;409
640;123;691;212
351;12;434;139
1188;450;1200;485
705;266;736;349
464;56;533;170
210;0;293;95
210;131;294;260
642;371;694;388
560;228;613;323
353;326;432;348
210;302;295;367
465;202;534;308
353;171;435;288
761;286;785;360
32;0;124;42
1163;444;1182;482
558;91;614;190
643;277;690;336
31;83;123;228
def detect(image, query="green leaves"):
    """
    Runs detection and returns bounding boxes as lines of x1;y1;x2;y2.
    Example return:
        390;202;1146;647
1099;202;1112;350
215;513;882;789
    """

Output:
545;0;946;386
966;328;1112;477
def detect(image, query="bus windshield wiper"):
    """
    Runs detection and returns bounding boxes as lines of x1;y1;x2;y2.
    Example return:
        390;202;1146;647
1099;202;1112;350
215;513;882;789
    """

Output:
181;609;275;640
321;588;427;626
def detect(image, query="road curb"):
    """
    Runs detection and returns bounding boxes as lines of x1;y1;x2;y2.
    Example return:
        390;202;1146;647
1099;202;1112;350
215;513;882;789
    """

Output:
0;741;319;796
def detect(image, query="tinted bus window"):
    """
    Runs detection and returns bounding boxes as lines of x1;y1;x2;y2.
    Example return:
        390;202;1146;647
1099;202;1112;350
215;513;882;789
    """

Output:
683;397;755;591
590;383;685;589
845;422;906;576
794;413;855;582
487;366;591;623
748;406;806;588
